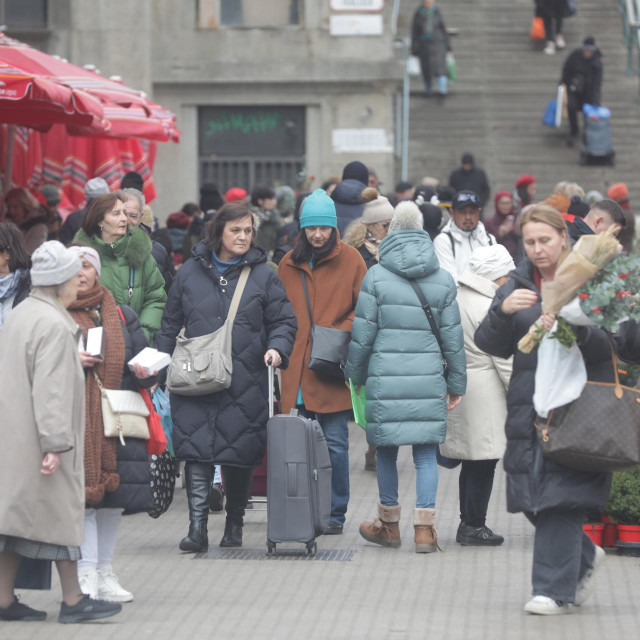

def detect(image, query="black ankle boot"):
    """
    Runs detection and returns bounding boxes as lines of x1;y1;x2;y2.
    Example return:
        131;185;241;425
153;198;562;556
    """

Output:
219;518;243;547
179;462;212;553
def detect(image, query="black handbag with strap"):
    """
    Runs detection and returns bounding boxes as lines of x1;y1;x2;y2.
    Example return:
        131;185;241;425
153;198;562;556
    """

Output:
300;271;351;382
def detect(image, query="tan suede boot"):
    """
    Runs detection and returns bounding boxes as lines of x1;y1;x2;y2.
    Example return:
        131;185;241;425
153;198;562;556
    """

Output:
359;503;401;548
414;508;440;553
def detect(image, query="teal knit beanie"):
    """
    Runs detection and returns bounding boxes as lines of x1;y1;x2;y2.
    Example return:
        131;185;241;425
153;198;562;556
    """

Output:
299;189;337;229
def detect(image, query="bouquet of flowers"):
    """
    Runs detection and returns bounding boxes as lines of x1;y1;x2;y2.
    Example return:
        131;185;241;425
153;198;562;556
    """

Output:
518;226;621;353
577;252;640;332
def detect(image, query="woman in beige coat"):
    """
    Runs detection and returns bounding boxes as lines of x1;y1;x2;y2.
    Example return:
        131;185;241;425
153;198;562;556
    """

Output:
440;245;514;547
0;242;121;624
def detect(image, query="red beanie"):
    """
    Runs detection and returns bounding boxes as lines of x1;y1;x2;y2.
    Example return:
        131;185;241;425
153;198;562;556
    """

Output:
515;174;535;189
224;187;248;202
607;182;629;203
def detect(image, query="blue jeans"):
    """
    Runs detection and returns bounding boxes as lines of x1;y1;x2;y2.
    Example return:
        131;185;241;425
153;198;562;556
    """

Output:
425;75;448;96
299;408;351;525
376;444;438;508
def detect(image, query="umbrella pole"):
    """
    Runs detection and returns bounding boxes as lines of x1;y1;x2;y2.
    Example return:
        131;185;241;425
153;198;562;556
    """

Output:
3;124;16;198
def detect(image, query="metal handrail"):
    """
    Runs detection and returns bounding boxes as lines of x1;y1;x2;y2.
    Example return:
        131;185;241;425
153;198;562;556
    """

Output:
619;0;640;99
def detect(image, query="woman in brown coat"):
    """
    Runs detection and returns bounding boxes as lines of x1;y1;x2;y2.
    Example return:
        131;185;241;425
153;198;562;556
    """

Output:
278;189;367;534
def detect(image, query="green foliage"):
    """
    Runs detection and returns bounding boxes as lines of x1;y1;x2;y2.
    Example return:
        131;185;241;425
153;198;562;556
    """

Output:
548;317;577;348
578;253;640;332
606;466;640;524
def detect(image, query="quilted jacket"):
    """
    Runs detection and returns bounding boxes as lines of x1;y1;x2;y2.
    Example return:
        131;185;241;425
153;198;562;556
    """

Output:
474;259;613;515
345;229;466;447
155;241;297;467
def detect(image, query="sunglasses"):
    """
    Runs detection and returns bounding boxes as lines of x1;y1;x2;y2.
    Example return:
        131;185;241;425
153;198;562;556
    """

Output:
454;193;480;206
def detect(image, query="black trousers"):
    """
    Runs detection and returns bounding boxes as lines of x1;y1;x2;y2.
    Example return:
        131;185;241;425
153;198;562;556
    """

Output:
458;459;498;527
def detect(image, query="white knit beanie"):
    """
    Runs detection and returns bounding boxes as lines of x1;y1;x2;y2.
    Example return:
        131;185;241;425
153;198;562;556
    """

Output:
67;245;101;276
468;245;515;282
361;195;395;225
389;201;424;232
31;241;82;286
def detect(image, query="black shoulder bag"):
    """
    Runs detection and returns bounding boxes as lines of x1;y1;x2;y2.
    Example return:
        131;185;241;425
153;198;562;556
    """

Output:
300;271;351;382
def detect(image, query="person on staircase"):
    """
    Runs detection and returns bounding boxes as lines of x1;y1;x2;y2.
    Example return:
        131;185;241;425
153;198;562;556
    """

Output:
561;36;603;147
448;154;491;208
411;0;452;97
346;201;466;553
536;0;568;55
433;190;496;281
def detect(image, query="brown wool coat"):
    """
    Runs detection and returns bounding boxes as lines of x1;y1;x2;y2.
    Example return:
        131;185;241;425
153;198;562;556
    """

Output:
0;290;86;547
278;240;367;414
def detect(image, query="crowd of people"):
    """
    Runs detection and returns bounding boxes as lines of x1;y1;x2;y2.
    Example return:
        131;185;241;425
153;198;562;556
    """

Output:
0;154;638;623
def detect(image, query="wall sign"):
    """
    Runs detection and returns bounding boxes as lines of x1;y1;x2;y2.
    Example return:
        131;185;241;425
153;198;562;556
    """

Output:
330;0;385;12
330;14;383;36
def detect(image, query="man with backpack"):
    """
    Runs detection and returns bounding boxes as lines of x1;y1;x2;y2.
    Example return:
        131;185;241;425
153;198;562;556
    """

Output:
433;190;496;280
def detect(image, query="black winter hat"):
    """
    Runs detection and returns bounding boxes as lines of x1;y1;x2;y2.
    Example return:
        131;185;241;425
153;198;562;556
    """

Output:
120;171;144;191
583;36;597;51
199;183;224;212
341;161;369;186
461;152;475;166
568;194;590;219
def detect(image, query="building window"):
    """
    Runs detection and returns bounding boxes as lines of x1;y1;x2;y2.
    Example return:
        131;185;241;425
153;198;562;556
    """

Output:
0;0;47;28
198;0;300;29
199;105;305;192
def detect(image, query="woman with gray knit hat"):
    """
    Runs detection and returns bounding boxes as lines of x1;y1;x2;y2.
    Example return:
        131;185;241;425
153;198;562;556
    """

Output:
346;201;466;553
440;245;514;547
0;241;122;623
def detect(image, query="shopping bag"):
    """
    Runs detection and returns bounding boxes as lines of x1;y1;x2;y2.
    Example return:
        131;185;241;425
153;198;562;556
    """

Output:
407;56;421;76
140;388;167;455
542;100;558;127
530;17;545;40
349;380;367;429
446;52;457;83
533;323;587;419
152;388;175;457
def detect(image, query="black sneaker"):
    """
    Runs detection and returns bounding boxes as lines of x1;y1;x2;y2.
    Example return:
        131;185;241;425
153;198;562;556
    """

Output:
456;522;504;546
209;482;225;512
58;595;122;624
0;596;46;621
324;522;343;535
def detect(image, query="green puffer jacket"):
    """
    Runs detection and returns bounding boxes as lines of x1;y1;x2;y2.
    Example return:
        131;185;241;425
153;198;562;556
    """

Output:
345;229;466;447
73;227;167;341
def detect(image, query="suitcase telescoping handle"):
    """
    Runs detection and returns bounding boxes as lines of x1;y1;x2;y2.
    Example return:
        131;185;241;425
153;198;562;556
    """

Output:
268;360;275;419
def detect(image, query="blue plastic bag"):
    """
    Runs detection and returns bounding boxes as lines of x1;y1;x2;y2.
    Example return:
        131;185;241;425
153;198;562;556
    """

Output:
582;103;611;120
542;100;558;127
152;388;175;457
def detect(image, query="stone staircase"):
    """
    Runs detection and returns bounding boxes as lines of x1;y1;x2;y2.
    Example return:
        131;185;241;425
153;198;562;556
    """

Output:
397;0;640;205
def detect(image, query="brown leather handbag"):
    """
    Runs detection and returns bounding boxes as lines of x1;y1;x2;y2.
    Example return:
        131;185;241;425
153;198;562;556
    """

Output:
535;343;640;473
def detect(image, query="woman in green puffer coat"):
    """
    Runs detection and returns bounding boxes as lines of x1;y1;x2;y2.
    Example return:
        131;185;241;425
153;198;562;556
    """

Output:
346;201;466;554
73;192;167;341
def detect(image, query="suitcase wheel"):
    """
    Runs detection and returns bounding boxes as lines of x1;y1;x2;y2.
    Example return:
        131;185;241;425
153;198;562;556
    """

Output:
266;540;276;556
305;541;317;557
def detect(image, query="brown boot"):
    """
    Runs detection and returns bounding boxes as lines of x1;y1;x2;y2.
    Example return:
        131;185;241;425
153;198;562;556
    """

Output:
359;503;401;548
414;508;440;553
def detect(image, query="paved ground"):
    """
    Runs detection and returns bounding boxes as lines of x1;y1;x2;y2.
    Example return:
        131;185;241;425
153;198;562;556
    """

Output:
6;424;640;639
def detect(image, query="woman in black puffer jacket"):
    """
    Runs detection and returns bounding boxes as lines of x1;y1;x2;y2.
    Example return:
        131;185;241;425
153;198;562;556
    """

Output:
156;201;297;553
475;204;614;616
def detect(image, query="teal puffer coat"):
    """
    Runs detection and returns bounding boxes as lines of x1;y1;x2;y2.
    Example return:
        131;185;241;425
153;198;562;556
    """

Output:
345;229;466;447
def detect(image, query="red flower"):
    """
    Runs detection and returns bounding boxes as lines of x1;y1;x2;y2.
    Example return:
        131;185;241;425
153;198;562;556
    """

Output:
592;307;602;315
578;292;589;300
619;273;629;280
616;290;632;298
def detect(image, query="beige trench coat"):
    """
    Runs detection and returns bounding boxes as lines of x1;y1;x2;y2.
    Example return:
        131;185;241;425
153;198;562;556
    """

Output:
440;272;512;461
0;289;86;547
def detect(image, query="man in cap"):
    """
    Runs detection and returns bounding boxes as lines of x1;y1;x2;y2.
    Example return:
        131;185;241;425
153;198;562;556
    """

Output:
58;178;110;246
448;153;490;208
433;190;496;280
561;36;603;146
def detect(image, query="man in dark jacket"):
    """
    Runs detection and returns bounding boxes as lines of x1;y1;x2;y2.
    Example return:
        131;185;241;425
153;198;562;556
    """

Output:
448;153;490;208
331;161;368;234
564;198;625;241
562;36;603;145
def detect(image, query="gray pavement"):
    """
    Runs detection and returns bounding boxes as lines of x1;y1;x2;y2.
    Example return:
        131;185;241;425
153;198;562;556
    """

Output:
6;424;640;639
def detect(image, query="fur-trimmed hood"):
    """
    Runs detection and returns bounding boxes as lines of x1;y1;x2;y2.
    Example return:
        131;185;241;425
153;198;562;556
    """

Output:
73;226;152;270
342;220;368;249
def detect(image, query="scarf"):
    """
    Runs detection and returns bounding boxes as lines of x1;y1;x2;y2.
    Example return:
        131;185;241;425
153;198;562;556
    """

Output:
420;6;436;40
0;269;23;302
363;232;381;262
68;283;126;505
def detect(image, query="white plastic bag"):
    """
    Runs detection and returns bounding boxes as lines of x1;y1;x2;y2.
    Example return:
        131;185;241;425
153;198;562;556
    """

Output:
533;322;587;418
558;297;595;327
407;56;421;76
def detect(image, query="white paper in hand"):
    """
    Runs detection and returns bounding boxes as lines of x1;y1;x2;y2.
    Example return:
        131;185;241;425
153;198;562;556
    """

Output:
533;322;587;418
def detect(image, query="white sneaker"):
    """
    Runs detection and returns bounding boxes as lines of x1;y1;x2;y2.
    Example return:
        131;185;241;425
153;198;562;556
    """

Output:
524;596;570;615
77;566;98;599
543;41;556;55
575;545;605;606
555;34;566;49
97;565;134;603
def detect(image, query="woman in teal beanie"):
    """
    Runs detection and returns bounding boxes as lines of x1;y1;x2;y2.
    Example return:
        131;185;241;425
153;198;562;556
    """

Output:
278;189;367;534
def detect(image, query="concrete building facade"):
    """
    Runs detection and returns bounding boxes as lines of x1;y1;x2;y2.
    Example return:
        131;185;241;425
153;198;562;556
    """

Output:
7;0;403;217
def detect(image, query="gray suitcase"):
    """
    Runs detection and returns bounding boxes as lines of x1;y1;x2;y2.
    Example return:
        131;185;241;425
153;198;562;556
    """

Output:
266;366;331;557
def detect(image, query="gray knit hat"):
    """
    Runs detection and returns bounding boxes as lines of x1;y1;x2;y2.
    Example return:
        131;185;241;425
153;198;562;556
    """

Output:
361;195;395;225
84;177;110;201
31;241;82;286
67;245;101;276
389;201;424;232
